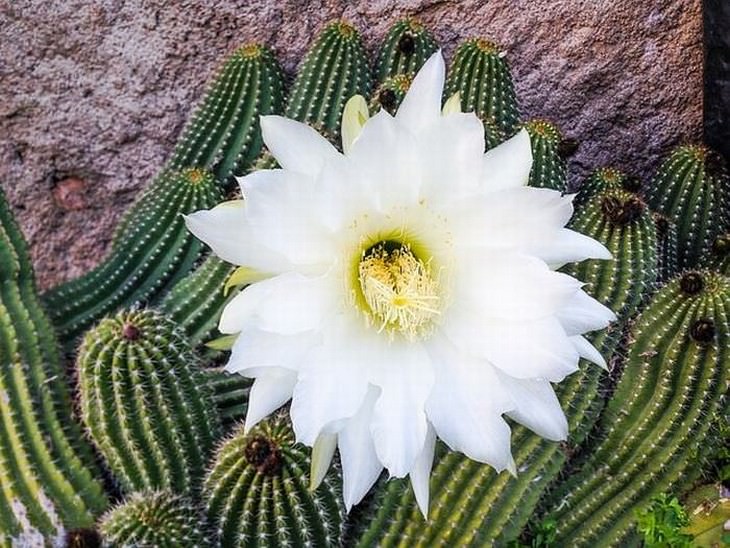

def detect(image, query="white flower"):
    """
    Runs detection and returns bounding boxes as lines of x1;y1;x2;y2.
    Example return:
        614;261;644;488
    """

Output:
185;52;615;517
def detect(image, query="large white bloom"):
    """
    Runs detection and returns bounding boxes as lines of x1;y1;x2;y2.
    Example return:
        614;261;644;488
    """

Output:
185;52;615;517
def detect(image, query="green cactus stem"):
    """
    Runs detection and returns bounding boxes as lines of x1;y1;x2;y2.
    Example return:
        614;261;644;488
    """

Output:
0;187;107;543
204;413;344;547
98;490;205;548
42;168;222;343
205;368;251;426
445;37;520;135
285;20;372;137
706;233;730;275
646;144;730;269
375;18;438;82
654;213;679;283
353;185;659;547
521;119;573;191
167;43;284;183
542;270;729;546
77;308;220;494
369;74;412;116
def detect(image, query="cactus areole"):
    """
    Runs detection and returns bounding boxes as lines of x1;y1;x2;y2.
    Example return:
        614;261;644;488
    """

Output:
185;52;615;517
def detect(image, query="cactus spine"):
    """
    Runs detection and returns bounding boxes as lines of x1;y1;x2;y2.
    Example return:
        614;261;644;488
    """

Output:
77;309;220;494
285;20;372;136
646;144;730;269
522;119;572;191
354;185;659;546
99;490;205;547
0;188;107;544
167;44;285;183
43;168;222;342
204;413;344;547
445;37;520;135
375;18;438;81
542;271;730;546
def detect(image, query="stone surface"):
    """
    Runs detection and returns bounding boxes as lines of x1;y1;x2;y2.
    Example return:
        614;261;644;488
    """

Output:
704;0;730;161
0;0;702;290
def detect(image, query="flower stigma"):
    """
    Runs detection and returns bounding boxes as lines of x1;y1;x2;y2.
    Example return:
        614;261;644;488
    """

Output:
357;241;441;339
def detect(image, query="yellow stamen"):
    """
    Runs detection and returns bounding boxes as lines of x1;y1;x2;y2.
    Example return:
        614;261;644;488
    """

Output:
358;244;440;339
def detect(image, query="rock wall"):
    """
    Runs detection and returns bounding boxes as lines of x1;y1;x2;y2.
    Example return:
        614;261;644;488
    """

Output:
0;0;702;289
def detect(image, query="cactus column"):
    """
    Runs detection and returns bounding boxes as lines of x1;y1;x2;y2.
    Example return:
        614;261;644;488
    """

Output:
0;188;107;545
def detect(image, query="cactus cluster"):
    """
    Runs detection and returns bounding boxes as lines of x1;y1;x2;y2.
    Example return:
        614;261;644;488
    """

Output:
1;16;727;548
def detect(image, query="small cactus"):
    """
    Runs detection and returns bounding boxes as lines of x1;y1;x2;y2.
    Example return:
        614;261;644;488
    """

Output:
375;18;438;81
0;187;107;543
646;144;730;269
167;43;285;183
543;271;729;546
43;168;222;343
445;37;520;135
204;413;345;547
77;309;220;494
575;167;643;207
354;184;659;546
285;20;372;136
98;490;205;548
521;119;573;191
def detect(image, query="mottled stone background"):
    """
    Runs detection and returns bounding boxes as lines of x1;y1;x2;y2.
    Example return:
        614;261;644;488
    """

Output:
0;0;703;290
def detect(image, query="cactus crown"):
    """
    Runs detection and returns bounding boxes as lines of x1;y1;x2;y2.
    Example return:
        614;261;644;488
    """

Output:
376;18;439;81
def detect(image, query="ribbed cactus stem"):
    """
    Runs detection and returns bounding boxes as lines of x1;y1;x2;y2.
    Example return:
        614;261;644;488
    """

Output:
354;185;659;546
285;20;372;136
445;37;520;135
0;187;107;544
654;212;679;283
167;43;284;183
77;309;220;494
646;144;730;269
521;119;573;191
204;413;345;547
43;168;222;343
375;18;438;81
205;368;251;426
543;271;729;546
99;490;205;547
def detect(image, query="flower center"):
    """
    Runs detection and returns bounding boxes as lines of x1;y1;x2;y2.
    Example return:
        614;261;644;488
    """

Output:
357;241;440;339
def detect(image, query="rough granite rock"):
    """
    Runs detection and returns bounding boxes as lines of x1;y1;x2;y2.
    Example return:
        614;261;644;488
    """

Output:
0;0;702;290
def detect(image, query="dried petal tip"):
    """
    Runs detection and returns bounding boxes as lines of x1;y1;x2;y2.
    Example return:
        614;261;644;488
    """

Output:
689;318;715;344
680;272;704;295
121;323;140;341
245;435;282;475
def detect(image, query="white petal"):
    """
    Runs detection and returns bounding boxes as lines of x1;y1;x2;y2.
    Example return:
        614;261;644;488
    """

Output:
410;424;436;518
441;91;461;115
481;129;532;192
244;367;297;433
457;250;582;321
342;95;369;155
184;201;290;272
338;387;383;511
260;115;339;176
290;318;372;445
310;432;338;491
539;229;613;267
425;336;514;469
219;272;335;335
571;335;608;369
226;329;316;375
443;309;580;382
557;289;616;335
369;341;434;477
396;51;445;134
498;373;568;441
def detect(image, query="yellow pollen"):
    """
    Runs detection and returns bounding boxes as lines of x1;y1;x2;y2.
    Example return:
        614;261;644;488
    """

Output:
358;244;440;339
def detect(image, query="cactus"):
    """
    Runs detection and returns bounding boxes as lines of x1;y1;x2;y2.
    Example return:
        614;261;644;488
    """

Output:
77;308;220;494
369;74;412;116
204;413;345;547
167;43;284;183
541;270;729;546
205;368;252;426
445;37;520;135
575;167;643;206
706;233;730;275
375;18;438;82
0;187;107;544
43;168;222;343
521;119;573;191
353;185;659;546
98;490;205;547
285;20;372;136
646;144;730;269
654;212;679;283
